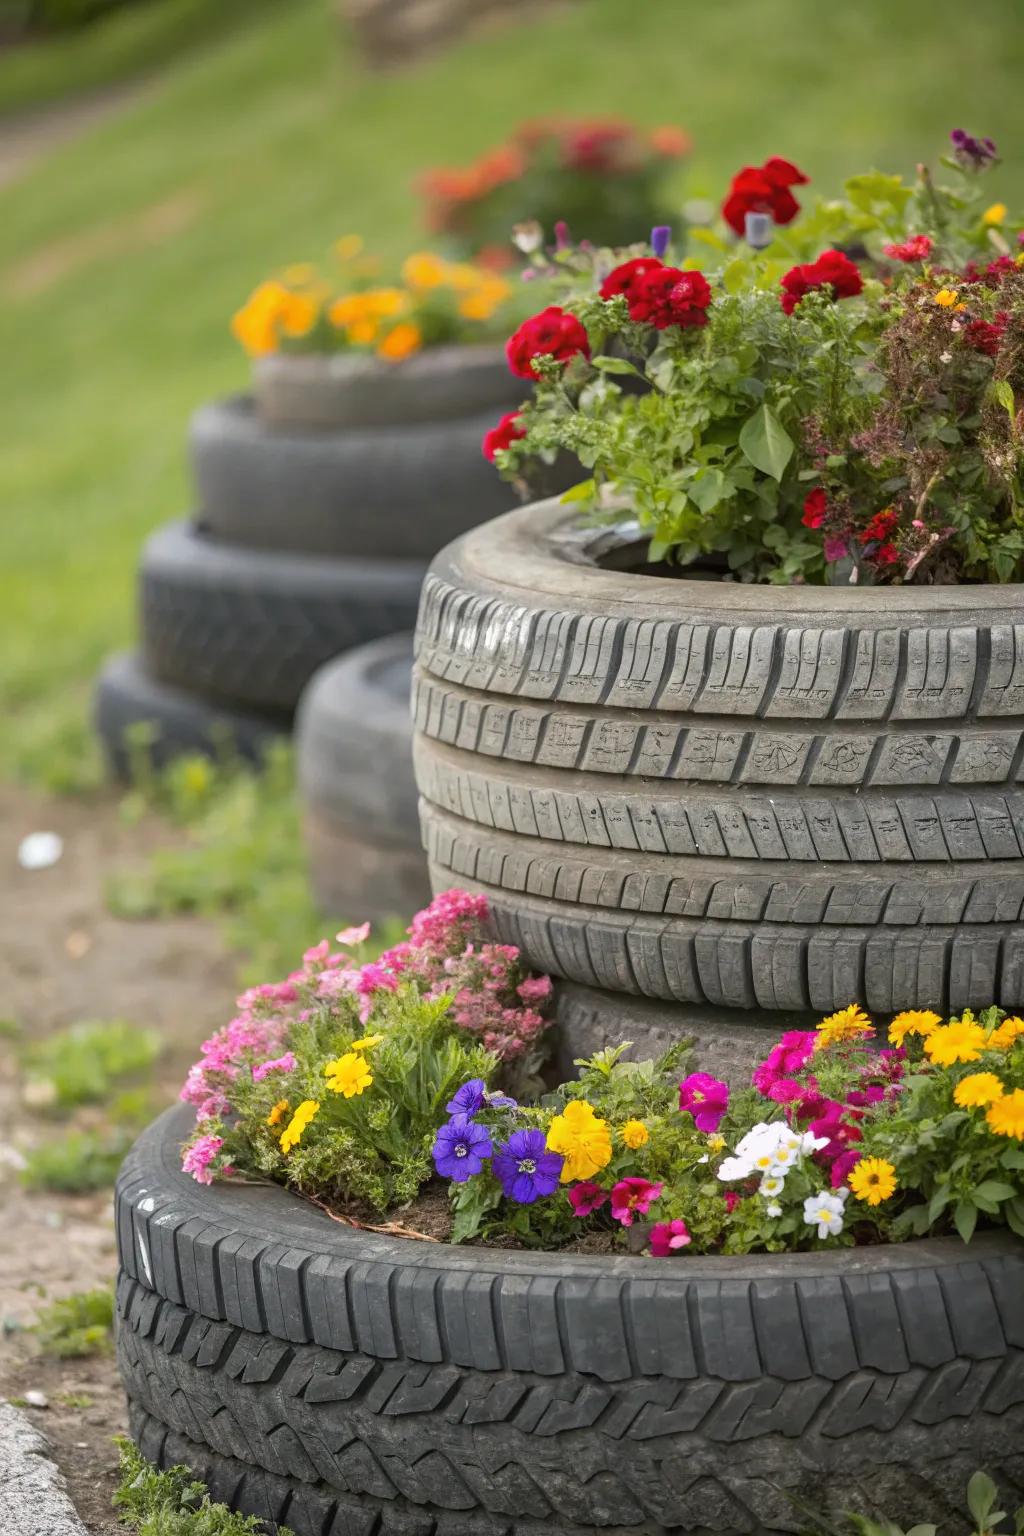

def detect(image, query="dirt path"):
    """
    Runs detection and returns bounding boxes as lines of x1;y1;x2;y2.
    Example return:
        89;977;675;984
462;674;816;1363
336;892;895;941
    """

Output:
0;82;149;192
0;781;240;1533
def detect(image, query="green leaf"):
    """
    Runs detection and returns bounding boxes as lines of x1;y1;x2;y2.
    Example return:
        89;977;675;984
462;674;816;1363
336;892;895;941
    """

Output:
844;171;912;216
953;1200;979;1242
993;378;1016;423
558;478;596;504
1001;1149;1024;1171
973;1179;1017;1203
739;404;794;482
591;357;643;377
967;1471;999;1528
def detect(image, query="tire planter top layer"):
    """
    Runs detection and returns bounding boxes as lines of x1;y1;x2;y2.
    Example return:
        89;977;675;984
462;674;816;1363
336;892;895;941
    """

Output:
254;344;523;431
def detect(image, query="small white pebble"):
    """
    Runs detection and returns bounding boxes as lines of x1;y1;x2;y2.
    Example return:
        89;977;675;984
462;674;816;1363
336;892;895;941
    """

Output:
24;1390;48;1409
17;832;63;870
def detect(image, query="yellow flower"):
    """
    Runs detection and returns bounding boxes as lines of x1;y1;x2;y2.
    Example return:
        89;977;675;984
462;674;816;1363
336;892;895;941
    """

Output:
335;234;364;261
347;318;379;346
279;1099;319;1153
546;1100;612;1183
278;289;319;338
925;1016;988;1067
707;1133;726;1154
377;322;422;361
351;1033;384;1052
266;1098;289;1127
324;1052;373;1098
987;1089;1024;1139
934;288;960;307
458;276;511;322
447;261;487;291
954;1072;1005;1109
365;287;407;318
402;251;450;289
848;1157;898;1206
987;1017;1024;1050
813;1004;873;1052
620;1119;649;1150
231;280;291;357
888;1009;942;1047
983;202;1007;226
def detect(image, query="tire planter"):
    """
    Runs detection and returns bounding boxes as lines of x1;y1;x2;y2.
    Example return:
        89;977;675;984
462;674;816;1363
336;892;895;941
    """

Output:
117;1106;1024;1535
412;499;1024;1015
297;634;430;920
94;652;287;779
191;396;518;560
140;521;425;713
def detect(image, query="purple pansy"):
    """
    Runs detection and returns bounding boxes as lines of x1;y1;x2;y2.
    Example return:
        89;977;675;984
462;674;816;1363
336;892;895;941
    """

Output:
492;1128;563;1204
446;1079;487;1118
432;1115;492;1182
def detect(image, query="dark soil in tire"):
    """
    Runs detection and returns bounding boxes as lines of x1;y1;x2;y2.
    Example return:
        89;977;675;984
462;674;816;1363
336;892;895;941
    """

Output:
116;1105;1024;1536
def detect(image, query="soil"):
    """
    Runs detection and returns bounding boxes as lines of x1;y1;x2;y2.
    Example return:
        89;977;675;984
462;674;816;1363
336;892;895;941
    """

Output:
0;781;240;1534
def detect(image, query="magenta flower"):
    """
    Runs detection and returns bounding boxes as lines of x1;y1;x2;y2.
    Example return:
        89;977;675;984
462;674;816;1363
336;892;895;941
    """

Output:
752;1030;816;1095
649;1218;691;1256
723;1190;740;1214
766;1077;804;1103
568;1181;608;1216
251;1052;296;1083
831;1148;862;1189
516;974;553;1004
610;1177;664;1227
182;1134;224;1186
678;1072;729;1133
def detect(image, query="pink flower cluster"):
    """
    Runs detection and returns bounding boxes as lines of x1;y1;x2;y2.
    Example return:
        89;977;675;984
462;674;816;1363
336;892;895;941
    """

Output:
568;1177;663;1226
181;1134;231;1186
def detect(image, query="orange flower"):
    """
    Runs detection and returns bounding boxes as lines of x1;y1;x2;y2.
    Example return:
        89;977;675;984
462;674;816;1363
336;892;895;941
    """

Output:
377;322;422;361
231;280;290;357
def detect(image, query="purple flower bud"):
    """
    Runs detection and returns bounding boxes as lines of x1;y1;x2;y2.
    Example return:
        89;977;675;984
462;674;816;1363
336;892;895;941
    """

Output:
950;129;998;169
650;224;671;259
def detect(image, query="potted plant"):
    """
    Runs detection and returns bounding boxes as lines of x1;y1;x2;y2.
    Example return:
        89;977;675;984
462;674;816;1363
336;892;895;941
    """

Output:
117;891;1024;1534
412;132;1024;1021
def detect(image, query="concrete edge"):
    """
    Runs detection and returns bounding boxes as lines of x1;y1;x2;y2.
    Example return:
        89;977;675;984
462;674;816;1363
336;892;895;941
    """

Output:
0;1400;89;1536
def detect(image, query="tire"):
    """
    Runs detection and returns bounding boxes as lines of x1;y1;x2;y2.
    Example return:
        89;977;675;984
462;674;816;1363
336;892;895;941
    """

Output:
93;652;287;779
191;396;520;559
140;520;425;713
117;1106;1024;1536
297;635;430;920
253;345;522;430
412;499;1024;1012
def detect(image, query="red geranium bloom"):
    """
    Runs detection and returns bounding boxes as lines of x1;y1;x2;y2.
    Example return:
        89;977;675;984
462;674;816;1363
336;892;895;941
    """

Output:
562;119;634;173
630;266;713;330
481;411;526;462
802;488;827;529
506;305;591;379
862;507;899;543
722;156;809;236
965;313;1008;356
780;249;863;316
599;255;664;306
883;234;933;262
871;542;900;567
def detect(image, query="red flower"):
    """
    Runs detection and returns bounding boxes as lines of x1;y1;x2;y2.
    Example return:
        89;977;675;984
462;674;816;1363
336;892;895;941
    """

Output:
722;157;809;236
723;1191;740;1214
649;1218;692;1255
629;266;712;330
599;256;664;306
562;119;634;174
780;249;863;315
965;313;1008;356
610;1177;663;1227
481;411;526;462
506;305;591;379
568;1181;607;1216
871;542;900;567
862;507;899;543
802;488;827;529
883;234;933;262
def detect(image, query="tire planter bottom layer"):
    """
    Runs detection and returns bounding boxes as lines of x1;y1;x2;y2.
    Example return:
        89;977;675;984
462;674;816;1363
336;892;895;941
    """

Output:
117;1107;1024;1536
304;806;431;924
93;652;287;778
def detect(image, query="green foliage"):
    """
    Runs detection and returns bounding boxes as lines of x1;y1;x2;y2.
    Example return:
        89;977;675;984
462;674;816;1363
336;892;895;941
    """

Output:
798;1467;1024;1536
34;1286;114;1358
22;1125;136;1191
21;1017;160;1110
114;1436;294;1535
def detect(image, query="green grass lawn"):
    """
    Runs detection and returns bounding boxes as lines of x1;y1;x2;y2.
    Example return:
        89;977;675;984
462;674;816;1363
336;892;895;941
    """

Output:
1;0;1022;789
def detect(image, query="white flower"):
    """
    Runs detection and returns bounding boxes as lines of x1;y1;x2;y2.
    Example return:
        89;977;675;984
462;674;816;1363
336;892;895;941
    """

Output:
766;1202;782;1217
718;1121;805;1182
717;1155;750;1181
760;1174;785;1197
803;1191;846;1239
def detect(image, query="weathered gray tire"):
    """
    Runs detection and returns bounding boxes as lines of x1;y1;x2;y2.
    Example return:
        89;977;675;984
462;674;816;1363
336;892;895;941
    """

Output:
93;651;286;778
191;396;520;558
253;345;521;430
116;1106;1024;1536
297;635;430;920
413;499;1024;1013
140;520;425;713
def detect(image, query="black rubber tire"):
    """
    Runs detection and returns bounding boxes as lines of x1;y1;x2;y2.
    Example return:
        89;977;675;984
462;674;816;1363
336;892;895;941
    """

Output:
412;499;1024;1012
93;651;287;778
191;396;521;559
297;635;430;920
117;1106;1024;1536
253;344;522;430
140;520;425;713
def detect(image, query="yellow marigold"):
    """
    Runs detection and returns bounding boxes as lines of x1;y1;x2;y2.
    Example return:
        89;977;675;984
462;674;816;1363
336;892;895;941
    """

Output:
458;276;511;322
278;290;319;338
888;1009;942;1047
279;1099;319;1153
620;1119;649;1150
546;1100;612;1183
925;1017;988;1067
351;1033;384;1052
402;251;449;289
377;322;422;361
987;1089;1024;1139
954;1072;1005;1109
934;288;960;307
324;1051;373;1098
266;1098;289;1127
365;287;407;318
983;202;1007;226
813;1004;873;1052
335;234;364;261
848;1157;898;1206
231;280;290;357
347;318;379;346
447;261;487;291
987;1017;1024;1050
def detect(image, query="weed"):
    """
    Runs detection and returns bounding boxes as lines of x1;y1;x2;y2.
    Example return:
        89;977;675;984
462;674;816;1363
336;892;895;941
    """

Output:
34;1287;114;1359
114;1436;294;1534
22;1126;135;1192
21;1019;160;1111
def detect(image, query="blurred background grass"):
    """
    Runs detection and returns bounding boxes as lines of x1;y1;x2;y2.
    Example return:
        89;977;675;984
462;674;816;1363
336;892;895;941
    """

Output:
1;0;1022;789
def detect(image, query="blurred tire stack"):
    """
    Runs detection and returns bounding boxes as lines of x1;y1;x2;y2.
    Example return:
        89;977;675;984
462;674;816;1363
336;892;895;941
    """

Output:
95;344;524;917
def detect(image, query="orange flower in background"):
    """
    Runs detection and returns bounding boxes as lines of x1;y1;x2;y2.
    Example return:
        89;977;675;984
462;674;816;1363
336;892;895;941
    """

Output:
458;275;511;321
278;289;320;338
402;251;450;289
231;280;291;357
650;124;692;157
377;321;422;361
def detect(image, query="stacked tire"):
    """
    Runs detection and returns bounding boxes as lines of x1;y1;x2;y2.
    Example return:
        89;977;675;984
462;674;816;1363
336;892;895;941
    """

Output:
94;346;523;778
412;498;1024;1071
